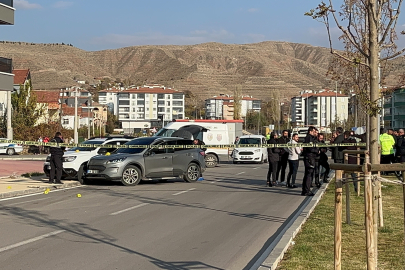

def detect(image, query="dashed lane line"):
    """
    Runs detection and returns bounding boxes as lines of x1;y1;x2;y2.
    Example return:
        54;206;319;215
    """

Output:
0;230;65;253
172;188;196;196
236;172;245;175
109;203;150;216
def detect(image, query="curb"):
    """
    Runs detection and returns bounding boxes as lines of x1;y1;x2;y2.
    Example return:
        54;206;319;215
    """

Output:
254;171;335;270
0;181;81;199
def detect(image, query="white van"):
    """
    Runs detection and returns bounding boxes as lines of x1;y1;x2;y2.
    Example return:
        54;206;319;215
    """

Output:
155;120;243;168
232;135;268;164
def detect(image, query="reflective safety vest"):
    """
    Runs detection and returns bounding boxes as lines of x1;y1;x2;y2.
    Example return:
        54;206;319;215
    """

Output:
379;133;395;155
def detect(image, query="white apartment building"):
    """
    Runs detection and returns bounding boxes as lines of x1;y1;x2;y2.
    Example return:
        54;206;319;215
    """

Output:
98;88;120;115
205;94;261;120
291;90;349;128
117;85;185;134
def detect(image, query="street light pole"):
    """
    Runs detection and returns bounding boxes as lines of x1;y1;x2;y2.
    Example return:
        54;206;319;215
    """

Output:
74;88;78;144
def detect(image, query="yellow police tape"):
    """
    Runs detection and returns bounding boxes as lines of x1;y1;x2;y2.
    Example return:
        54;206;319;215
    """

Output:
0;139;367;149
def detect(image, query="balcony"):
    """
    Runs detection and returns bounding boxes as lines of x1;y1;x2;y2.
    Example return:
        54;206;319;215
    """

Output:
0;57;13;91
0;0;14;25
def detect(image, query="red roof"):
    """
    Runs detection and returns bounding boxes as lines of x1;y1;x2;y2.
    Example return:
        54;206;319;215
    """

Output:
32;90;60;103
13;69;30;85
207;96;259;101
312;90;347;97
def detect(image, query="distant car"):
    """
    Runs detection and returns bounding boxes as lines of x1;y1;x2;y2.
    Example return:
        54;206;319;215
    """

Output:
232;135;268;164
0;138;23;155
43;136;134;182
85;136;206;186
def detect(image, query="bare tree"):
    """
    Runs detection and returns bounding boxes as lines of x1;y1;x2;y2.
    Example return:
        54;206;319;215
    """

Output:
306;0;404;165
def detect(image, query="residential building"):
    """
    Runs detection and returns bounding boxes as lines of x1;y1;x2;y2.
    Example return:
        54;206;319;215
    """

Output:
0;69;31;116
117;84;185;134
0;1;14;138
383;87;405;129
205;94;261;120
98;88;120;115
291;90;349;128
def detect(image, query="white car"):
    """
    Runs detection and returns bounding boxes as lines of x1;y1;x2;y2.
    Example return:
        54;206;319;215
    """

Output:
0;138;23;155
43;136;134;183
232;135;268;164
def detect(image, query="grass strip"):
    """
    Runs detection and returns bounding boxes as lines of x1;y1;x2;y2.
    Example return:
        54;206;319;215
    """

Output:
277;176;405;270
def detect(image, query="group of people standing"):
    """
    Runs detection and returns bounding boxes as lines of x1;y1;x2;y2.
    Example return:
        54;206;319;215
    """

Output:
379;128;405;171
266;127;360;196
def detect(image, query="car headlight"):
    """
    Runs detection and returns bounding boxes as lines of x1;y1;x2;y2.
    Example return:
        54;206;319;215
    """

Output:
234;150;239;154
63;156;77;162
254;149;261;153
107;157;127;164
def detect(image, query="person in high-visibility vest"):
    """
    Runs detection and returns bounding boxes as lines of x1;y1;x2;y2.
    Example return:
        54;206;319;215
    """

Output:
380;128;396;169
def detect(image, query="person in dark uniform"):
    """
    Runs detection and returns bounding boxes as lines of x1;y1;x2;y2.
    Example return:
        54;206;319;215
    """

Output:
317;132;330;184
266;132;280;187
49;131;65;184
302;126;318;196
276;130;290;186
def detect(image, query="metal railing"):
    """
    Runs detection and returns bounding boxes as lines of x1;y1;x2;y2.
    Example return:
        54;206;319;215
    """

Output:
0;57;12;73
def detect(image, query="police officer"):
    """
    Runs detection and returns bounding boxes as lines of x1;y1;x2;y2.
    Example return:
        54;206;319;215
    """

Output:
302;126;318;196
49;131;65;184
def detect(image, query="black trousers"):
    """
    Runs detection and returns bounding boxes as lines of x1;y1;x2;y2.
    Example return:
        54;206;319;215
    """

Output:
287;159;299;185
267;161;278;183
302;158;314;194
276;152;289;182
49;154;63;183
319;159;330;182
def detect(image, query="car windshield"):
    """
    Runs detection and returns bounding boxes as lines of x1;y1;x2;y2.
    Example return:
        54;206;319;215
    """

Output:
154;128;176;137
68;140;104;151
238;138;261;145
116;137;158;154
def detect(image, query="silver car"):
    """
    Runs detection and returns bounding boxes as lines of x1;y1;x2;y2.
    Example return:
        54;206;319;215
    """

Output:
85;137;206;186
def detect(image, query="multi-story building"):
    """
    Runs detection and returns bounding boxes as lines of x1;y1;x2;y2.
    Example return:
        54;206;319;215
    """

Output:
0;1;14;138
0;69;31;116
98;88;120;115
383;87;405;129
117;84;185;134
205;94;261;120
291;90;349;128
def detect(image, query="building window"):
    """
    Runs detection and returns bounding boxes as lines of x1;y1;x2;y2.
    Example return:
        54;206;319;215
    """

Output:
137;100;144;105
63;119;69;125
158;94;164;99
173;93;183;99
166;101;170;106
173;101;183;106
158;100;165;106
131;94;136;99
120;93;129;99
119;100;130;105
166;95;171;99
145;94;149;98
166;108;170;112
137;94;145;99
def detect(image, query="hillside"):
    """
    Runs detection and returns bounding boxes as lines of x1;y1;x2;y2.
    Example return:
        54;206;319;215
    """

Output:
2;40;402;100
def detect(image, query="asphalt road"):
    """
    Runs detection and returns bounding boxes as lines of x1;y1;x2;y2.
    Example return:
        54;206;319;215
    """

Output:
0;160;309;270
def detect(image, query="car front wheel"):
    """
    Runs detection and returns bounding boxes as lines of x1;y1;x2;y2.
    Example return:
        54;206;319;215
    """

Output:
121;165;141;186
183;163;200;182
6;148;15;156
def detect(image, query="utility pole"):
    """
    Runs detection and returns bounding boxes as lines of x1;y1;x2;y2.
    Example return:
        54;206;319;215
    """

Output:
74;88;78;143
59;89;63;131
6;90;12;139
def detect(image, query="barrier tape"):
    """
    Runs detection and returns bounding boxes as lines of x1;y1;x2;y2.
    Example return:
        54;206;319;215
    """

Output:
0;139;367;149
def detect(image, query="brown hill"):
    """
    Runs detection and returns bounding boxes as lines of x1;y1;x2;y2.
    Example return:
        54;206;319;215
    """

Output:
0;40;381;100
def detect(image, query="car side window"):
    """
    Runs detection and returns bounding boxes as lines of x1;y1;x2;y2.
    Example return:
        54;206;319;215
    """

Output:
167;139;193;152
98;141;120;154
150;142;167;155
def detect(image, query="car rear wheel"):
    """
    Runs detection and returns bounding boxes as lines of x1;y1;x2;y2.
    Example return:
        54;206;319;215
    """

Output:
121;165;141;186
183;163;200;182
6;148;15;155
205;153;218;168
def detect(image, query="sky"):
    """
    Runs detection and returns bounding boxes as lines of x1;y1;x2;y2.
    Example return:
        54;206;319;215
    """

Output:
3;0;405;52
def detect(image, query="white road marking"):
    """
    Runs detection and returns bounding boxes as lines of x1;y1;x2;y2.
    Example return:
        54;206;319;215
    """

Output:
236;172;245;175
0;230;65;253
7;197;50;206
109;203;149;216
0;185;82;202
253;167;260;170
172;188;196;196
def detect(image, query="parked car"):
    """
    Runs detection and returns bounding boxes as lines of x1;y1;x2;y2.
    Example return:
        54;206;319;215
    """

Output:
0;138;23;155
43;136;134;182
232;135;268;164
85;136;206;186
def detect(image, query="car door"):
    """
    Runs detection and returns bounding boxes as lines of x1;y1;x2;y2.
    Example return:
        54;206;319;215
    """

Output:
169;139;194;175
144;141;173;178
